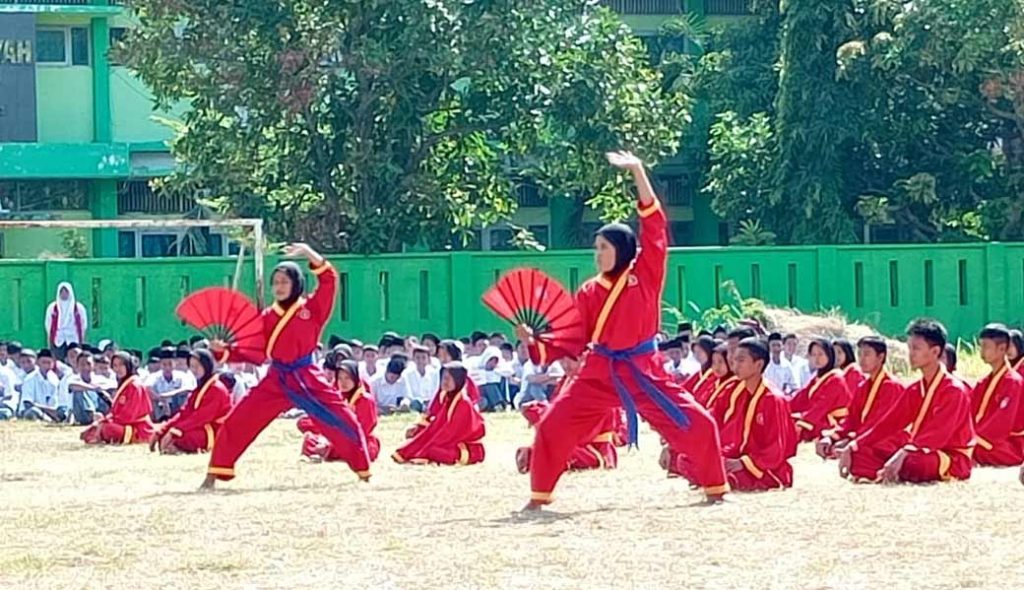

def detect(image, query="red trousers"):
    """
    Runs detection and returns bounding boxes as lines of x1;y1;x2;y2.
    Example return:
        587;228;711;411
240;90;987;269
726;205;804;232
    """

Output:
973;440;1023;467
727;463;792;491
518;442;617;472
404;442;485;465
529;374;728;503
208;367;371;480
81;421;152;445
849;434;972;482
173;425;218;453
298;417;381;464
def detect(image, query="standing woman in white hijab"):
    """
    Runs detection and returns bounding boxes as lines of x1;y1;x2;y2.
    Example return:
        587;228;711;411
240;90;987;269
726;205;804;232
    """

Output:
44;282;88;360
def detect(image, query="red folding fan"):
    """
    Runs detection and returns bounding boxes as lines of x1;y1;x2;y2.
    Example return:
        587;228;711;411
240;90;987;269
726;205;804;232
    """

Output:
176;287;266;360
482;268;586;354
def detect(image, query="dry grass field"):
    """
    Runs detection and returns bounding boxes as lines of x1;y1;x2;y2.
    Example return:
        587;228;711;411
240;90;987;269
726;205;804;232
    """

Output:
2;412;1023;590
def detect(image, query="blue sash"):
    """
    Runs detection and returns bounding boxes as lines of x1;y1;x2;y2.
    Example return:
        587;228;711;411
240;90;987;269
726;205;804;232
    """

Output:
592;339;691;447
273;355;359;443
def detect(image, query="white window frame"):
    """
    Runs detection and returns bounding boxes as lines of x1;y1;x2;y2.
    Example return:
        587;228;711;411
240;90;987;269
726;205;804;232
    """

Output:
36;26;71;67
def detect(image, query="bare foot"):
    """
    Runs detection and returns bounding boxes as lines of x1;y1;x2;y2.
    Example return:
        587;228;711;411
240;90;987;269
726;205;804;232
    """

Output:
515;447;531;474
702;493;729;505
520;500;544;512
658;446;671;472
358;472;371;483
199;474;216;492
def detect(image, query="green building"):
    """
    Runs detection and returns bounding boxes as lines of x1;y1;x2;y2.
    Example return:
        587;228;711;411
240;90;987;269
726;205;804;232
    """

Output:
0;0;750;258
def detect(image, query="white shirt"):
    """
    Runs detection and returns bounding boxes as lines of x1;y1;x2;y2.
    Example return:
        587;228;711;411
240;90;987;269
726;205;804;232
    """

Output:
785;353;813;388
403;365;440;404
63;372;116;407
664;353;701;380
764;357;798;395
370;372;412;408
359;360;382;383
0;365;18;411
146;370;197;396
20;369;61;407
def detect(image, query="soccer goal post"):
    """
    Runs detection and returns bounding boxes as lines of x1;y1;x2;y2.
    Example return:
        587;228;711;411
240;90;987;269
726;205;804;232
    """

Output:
0;218;267;308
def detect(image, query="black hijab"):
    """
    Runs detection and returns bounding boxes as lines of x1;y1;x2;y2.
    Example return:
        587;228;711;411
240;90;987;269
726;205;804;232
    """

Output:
693;335;718;372
832;339;856;369
112;350;138;384
273;261;305;308
441;361;469;393
809;338;836;376
596;223;637;277
190;348;216;387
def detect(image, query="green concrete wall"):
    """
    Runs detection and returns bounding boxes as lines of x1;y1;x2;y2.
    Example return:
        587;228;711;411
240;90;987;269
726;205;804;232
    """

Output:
110;68;184;143
36;68;94;143
0;244;1019;349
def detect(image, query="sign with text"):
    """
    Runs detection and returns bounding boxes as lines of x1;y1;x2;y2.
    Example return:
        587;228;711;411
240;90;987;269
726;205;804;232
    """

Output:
0;14;37;142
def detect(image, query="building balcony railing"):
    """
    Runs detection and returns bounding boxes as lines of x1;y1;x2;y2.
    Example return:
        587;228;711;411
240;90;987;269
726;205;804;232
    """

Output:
599;0;682;15
705;0;752;15
0;0;93;5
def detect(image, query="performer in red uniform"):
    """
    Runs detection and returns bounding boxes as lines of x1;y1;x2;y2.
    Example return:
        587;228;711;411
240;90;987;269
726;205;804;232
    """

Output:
404;339;480;440
682;335;719;406
703;344;738;415
789;338;851;443
721;338;796;491
149;349;231;454
299;358;381;464
202;243;372;489
81;351;153;445
970;324;1024;466
392;362;485;465
837;319;975;483
519;151;728;510
833;339;865;393
816;336;903;459
516;356;622;473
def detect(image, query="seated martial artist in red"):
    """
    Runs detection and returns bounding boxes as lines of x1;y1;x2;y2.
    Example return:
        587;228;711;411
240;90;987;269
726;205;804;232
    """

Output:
203;243;373;489
720;338;796;490
1008;330;1024;378
816;336;903;460
837;319;975;483
81;351;154;445
789;338;851;443
682;335;720;407
661;341;731;477
149;349;232;454
299;357;381;464
970;324;1024;467
834;338;865;393
404;339;480;440
516;356;620;473
520;151;728;510
392;362;485;465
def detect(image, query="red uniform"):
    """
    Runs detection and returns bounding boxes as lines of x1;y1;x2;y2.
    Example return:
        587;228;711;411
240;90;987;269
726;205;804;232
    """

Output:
721;378;796;491
790;369;851;442
830;370;903;443
299;385;381;463
393;387;485;465
684;368;719;408
526;198;728;505
161;377;232;453
842;365;865;394
848;369;975;482
405;379;481;440
519;400;620;471
81;376;154;445
971;363;1024;466
208;260;372;481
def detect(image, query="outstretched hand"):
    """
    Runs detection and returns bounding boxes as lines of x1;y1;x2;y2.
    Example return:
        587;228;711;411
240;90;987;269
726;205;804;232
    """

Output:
606;150;644;172
282;242;324;266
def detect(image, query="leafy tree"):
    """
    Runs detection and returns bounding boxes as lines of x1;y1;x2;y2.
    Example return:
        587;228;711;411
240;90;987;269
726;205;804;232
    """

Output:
124;0;689;253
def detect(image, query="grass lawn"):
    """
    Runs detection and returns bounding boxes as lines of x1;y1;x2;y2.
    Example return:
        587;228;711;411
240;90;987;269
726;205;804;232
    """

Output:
2;413;1022;589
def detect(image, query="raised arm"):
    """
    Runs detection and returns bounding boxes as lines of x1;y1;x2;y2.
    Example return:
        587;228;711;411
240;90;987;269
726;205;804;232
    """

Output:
284;242;337;325
606;151;667;291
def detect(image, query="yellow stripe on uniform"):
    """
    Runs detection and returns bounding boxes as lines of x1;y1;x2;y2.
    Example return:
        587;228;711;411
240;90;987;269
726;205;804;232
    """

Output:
192;378;217;410
975;363;1009;422
591;271;631;343
458;443;470;465
311;260;331;276
122;424;134;445
265;297;306;358
204;424;215;450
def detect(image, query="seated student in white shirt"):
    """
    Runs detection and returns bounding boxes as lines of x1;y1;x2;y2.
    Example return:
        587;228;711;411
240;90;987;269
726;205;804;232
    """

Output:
67;353;117;424
18;349;65;422
472;346;508;412
764;332;798;396
372;355;415;414
421;333;443;369
359;344;382;383
513;357;565;408
146;347;198;421
783;333;812;388
404;345;440;410
662;338;698;382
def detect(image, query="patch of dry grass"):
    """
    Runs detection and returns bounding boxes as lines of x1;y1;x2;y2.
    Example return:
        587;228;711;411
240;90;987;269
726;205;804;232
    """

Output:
2;415;1023;590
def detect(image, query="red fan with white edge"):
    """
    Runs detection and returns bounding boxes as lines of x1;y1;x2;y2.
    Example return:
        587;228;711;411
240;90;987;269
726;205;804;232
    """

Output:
176;288;266;360
482;268;586;356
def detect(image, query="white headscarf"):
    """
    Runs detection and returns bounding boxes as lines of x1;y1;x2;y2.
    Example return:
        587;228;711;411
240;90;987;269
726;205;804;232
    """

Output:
53;282;78;331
